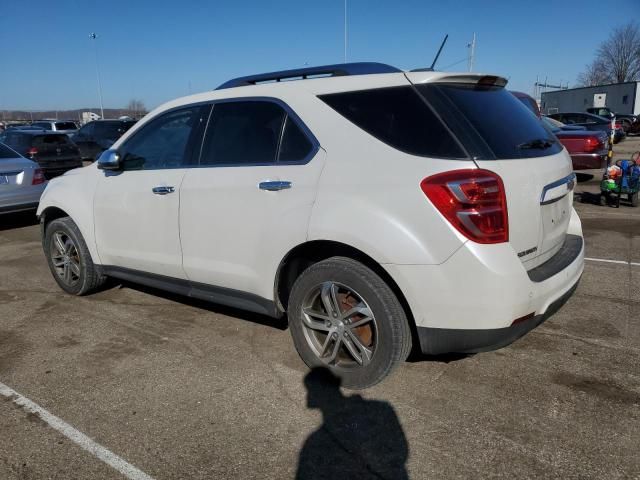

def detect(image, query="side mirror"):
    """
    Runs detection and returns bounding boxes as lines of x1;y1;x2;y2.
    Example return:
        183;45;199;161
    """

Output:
97;150;121;170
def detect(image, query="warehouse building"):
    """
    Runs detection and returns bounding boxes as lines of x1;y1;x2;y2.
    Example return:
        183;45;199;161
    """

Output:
540;81;640;115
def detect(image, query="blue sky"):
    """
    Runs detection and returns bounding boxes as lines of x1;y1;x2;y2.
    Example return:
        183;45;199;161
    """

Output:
1;0;638;111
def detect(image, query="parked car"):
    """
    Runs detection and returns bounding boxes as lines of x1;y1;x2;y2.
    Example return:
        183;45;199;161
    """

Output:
542;117;608;170
30;120;78;135
72;119;136;161
511;91;541;117
0;130;82;179
547;112;626;143
0;142;47;214
585;107;637;132
37;63;584;388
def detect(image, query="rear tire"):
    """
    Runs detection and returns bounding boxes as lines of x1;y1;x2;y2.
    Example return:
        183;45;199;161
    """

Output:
44;217;106;295
631;191;639;207
288;257;412;389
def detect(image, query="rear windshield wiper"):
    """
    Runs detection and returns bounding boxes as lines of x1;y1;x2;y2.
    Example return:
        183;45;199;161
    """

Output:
517;138;556;150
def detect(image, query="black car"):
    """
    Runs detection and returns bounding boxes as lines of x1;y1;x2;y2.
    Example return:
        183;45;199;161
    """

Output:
585;107;637;131
547;112;626;143
0;130;82;179
72;119;136;161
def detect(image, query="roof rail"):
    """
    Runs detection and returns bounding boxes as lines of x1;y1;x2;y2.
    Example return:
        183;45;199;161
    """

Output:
216;62;402;90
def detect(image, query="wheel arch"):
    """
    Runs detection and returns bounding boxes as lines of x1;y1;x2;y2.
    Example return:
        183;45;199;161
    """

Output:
274;240;419;351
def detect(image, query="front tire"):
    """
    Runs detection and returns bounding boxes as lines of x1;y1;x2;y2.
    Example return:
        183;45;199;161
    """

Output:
288;257;412;389
44;217;106;295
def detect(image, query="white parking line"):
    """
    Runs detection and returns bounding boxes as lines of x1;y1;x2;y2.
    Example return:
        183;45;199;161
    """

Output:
585;257;640;267
0;381;155;480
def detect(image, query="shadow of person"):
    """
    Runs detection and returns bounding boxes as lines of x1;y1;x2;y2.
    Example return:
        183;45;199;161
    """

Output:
296;368;409;480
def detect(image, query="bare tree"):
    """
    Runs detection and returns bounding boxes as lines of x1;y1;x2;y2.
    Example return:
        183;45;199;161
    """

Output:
577;58;610;87
126;99;147;118
577;22;640;86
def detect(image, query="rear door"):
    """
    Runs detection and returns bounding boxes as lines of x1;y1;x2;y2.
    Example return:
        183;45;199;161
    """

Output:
179;99;324;300
409;74;575;269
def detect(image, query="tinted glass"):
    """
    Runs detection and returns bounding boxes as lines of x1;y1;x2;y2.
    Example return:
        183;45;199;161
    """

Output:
278;116;313;162
0;143;19;159
34;135;71;147
121;107;200;170
94;122;127;140
55;122;77;130
200;101;285;166
320;87;464;158
417;84;562;159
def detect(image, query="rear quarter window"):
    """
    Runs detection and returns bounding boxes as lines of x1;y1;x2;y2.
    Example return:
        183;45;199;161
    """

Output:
319;86;465;159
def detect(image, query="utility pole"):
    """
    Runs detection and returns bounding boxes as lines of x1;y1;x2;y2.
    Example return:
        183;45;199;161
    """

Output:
467;33;476;72
344;0;348;63
89;33;105;119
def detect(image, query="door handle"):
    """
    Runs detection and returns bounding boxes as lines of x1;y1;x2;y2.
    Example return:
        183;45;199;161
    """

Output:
259;181;292;191
152;186;175;195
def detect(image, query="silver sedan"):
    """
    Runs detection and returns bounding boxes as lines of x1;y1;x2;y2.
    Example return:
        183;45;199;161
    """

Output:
0;143;47;215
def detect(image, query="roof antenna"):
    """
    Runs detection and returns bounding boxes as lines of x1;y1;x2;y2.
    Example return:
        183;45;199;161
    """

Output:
429;34;448;70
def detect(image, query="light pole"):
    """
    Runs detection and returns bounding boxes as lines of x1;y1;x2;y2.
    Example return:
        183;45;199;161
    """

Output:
344;0;348;63
89;33;105;119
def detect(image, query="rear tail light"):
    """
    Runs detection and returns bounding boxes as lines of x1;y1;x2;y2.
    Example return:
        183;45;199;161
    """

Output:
32;168;45;185
614;122;622;129
26;147;38;157
421;169;508;244
584;136;604;152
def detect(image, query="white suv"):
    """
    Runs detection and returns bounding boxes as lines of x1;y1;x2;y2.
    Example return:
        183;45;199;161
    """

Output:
37;63;584;388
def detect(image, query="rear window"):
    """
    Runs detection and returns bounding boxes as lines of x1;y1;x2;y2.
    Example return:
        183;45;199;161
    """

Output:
0;143;20;159
31;122;51;129
319;87;465;158
34;135;71;147
417;84;562;159
55;122;77;130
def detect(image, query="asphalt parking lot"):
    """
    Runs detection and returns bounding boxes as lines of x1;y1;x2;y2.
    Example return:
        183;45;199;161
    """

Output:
1;140;639;479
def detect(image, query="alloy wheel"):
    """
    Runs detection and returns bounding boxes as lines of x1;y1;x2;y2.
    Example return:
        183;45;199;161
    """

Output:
50;231;81;286
301;281;377;368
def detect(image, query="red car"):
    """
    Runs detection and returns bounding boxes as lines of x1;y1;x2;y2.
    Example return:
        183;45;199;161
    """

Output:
542;117;608;170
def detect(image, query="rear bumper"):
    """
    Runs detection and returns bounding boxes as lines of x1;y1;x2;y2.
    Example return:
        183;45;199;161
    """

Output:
0;185;46;214
384;208;584;354
570;152;607;170
416;278;579;354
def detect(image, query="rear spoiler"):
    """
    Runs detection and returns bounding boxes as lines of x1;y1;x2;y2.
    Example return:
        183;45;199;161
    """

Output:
406;72;508;88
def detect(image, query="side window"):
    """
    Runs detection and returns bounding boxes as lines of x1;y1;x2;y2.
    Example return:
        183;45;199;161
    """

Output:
120;106;201;170
278;116;313;162
200;101;285;166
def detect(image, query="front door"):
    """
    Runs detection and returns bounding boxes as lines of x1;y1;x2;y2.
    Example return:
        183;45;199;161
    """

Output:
94;104;208;278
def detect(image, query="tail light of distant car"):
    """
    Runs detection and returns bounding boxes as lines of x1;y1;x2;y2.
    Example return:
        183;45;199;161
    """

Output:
420;169;508;244
32;168;45;185
584;136;605;152
26;147;38;158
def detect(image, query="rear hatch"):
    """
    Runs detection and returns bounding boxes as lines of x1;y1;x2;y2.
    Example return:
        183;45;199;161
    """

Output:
32;134;81;168
408;73;574;269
